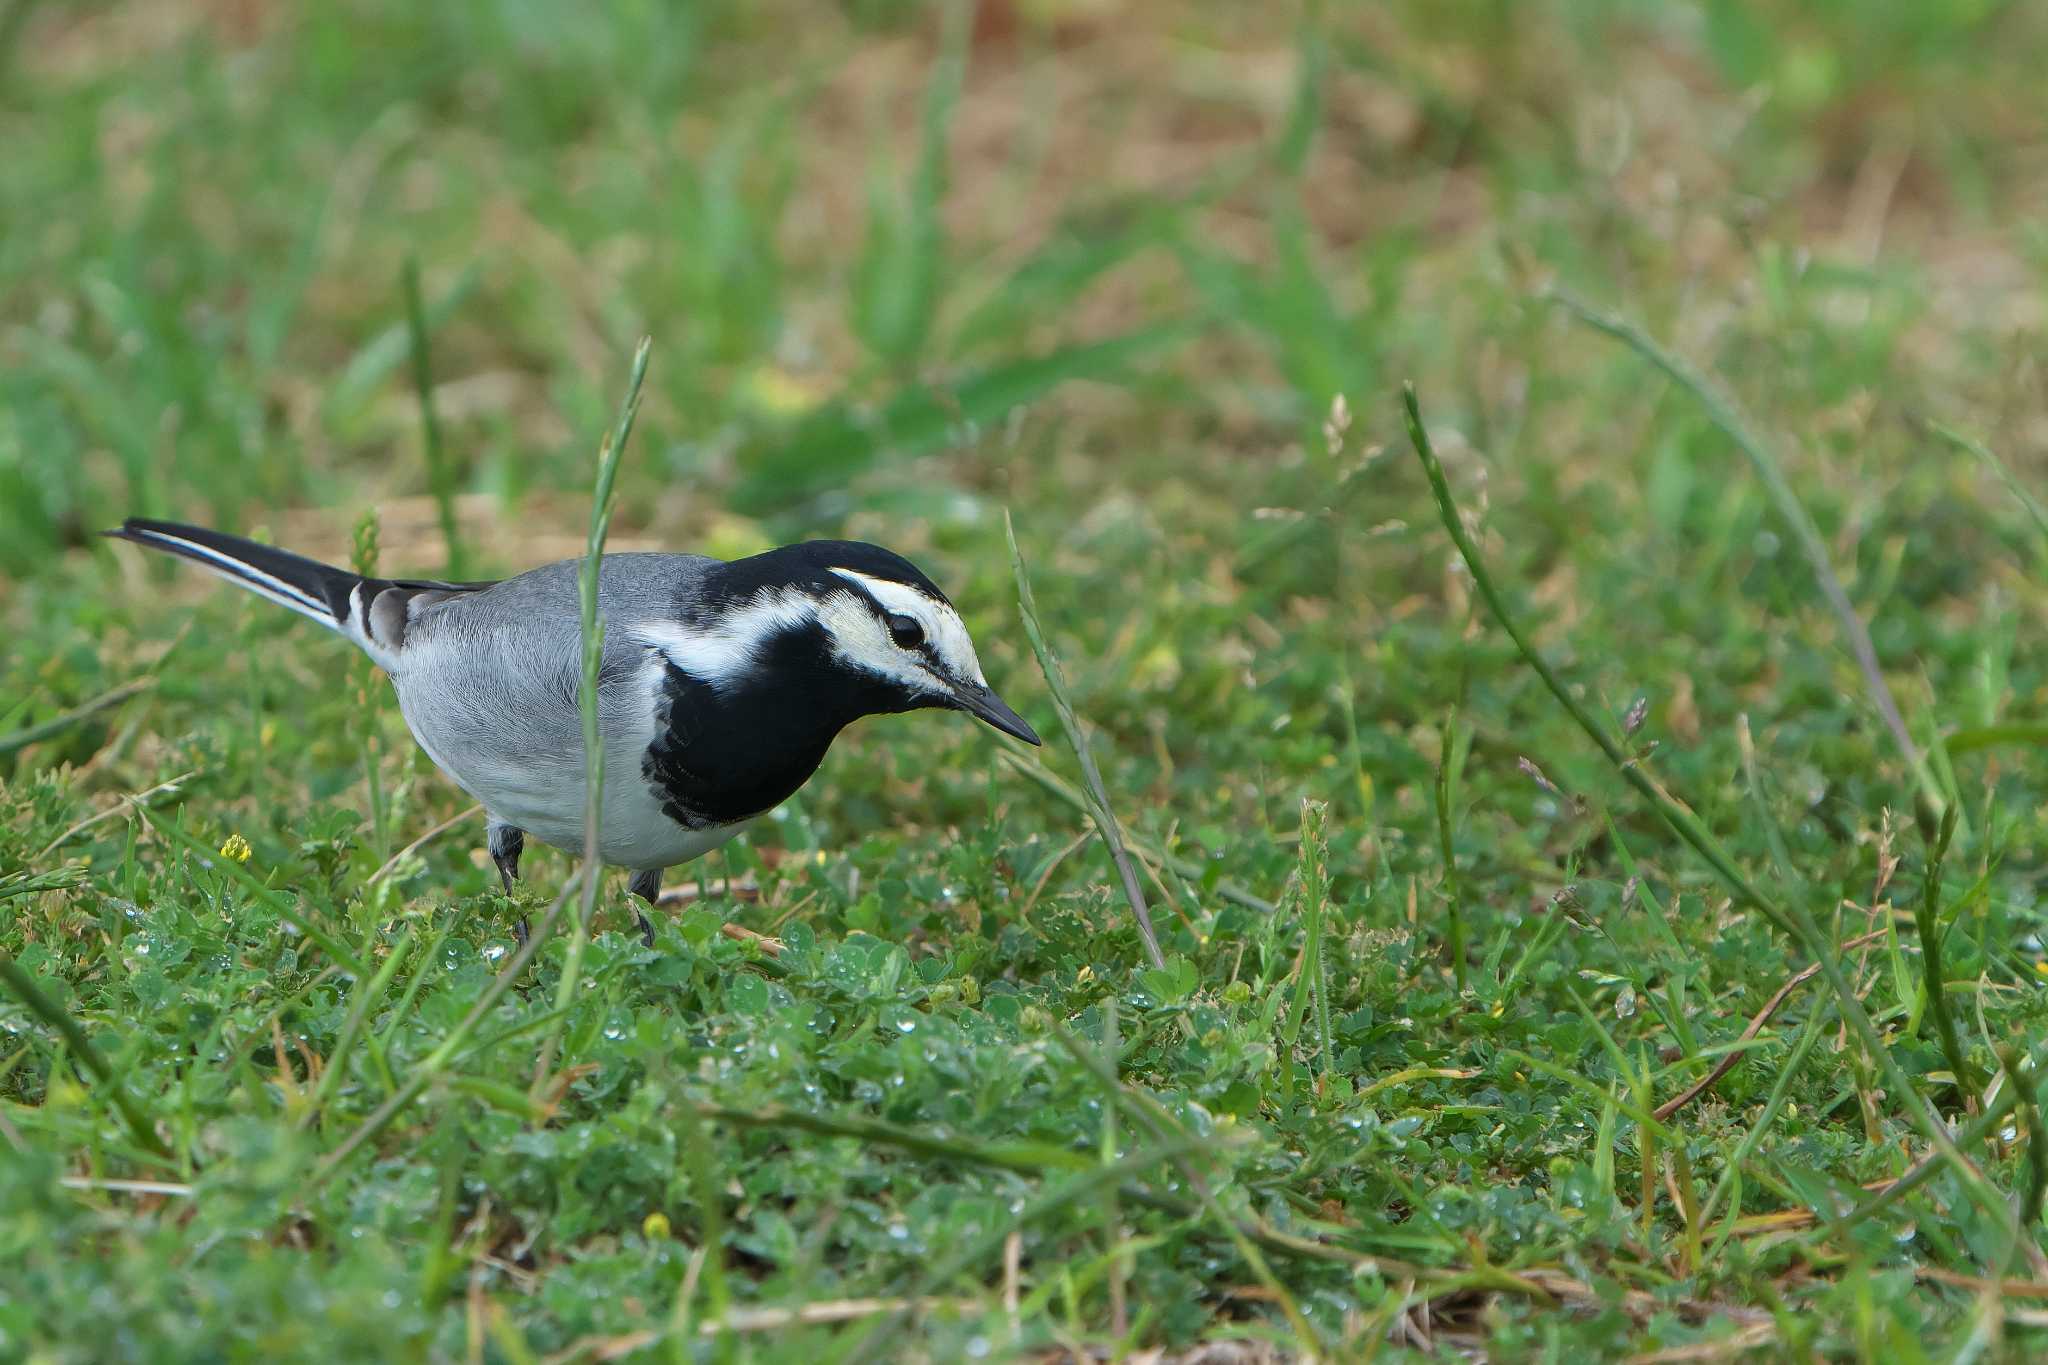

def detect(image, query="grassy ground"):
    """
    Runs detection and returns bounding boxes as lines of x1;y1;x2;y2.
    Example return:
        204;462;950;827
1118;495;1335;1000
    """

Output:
5;0;2048;1358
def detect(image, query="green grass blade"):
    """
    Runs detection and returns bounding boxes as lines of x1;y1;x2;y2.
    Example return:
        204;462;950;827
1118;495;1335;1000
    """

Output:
1435;707;1467;990
848;0;964;372
1699;1003;1833;1255
1402;382;2018;1245
698;1102;1091;1175
314;868;585;1182
1047;1022;1324;1351
532;337;652;1095
1944;723;2048;754
1547;289;1945;819
1281;797;1331;1072
1997;1047;2047;1265
323;262;482;425
1913;802;1983;1099
732;321;1198;515
1005;511;1165;969
300;927;416;1130
0;949;170;1162
137;809;366;977
401;255;466;579
1929;420;2048;565
0;680;154;759
995;749;1276;914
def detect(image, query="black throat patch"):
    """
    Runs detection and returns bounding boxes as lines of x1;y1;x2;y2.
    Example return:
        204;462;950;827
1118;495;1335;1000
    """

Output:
640;617;916;829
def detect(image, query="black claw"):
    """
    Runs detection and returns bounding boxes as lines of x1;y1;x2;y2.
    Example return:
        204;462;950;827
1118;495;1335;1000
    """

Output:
636;912;655;949
514;915;530;947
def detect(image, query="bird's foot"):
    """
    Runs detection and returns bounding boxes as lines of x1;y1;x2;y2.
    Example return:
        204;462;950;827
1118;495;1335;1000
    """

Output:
628;869;662;948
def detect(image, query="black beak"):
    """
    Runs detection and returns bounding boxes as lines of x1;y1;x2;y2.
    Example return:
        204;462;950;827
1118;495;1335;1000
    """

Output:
950;682;1042;745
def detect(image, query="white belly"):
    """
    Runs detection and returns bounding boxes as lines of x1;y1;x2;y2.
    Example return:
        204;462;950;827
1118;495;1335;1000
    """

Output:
514;792;751;871
392;661;748;872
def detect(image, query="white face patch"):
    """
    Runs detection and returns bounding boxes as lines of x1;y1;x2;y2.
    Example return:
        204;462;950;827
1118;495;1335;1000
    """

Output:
826;567;987;692
638;589;820;690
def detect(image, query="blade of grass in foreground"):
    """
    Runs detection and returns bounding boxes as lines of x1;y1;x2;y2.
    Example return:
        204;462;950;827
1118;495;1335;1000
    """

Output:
1004;511;1165;969
0;678;154;758
299;927;416;1131
321;341;651;1179
1547;290;1947;820
315;870;584;1180
401;255;467;579
1996;1046;2048;1279
532;337;652;1096
1400;382;2018;1245
1279;798;1332;1074
1944;723;2048;754
1913;802;1984;1101
0;945;171;1162
995;748;1276;914
1435;709;1467;991
1930;420;2048;564
1048;1021;1321;1351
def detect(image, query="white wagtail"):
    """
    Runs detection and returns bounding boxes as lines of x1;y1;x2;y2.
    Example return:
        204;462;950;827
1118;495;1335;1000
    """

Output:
106;518;1041;944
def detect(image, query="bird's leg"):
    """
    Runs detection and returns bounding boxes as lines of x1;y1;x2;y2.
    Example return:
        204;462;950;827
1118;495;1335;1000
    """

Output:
488;819;529;944
627;869;661;948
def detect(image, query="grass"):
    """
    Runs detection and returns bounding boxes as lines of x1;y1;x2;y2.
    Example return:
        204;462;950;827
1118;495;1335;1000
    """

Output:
5;0;2048;1358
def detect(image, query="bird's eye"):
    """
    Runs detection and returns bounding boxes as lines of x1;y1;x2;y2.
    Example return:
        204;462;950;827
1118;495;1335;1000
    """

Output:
886;613;925;649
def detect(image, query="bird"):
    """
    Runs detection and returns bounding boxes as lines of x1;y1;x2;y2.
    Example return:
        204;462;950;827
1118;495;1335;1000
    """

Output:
105;517;1042;945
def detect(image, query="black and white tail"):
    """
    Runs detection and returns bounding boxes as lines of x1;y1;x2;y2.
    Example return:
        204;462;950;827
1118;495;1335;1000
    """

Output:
105;518;488;667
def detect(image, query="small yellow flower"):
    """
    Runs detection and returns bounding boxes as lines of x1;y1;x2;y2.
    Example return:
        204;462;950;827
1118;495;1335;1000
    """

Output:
642;1212;672;1241
220;833;253;864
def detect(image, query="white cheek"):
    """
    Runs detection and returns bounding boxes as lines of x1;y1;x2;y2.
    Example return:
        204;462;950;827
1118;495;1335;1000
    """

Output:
817;596;938;692
826;568;987;687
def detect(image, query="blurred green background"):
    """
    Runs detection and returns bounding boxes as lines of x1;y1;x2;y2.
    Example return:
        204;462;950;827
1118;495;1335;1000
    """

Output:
6;0;2038;577
7;0;2048;1358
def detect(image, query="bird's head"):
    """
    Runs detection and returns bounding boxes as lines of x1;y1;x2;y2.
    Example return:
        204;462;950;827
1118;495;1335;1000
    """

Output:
648;540;1042;746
